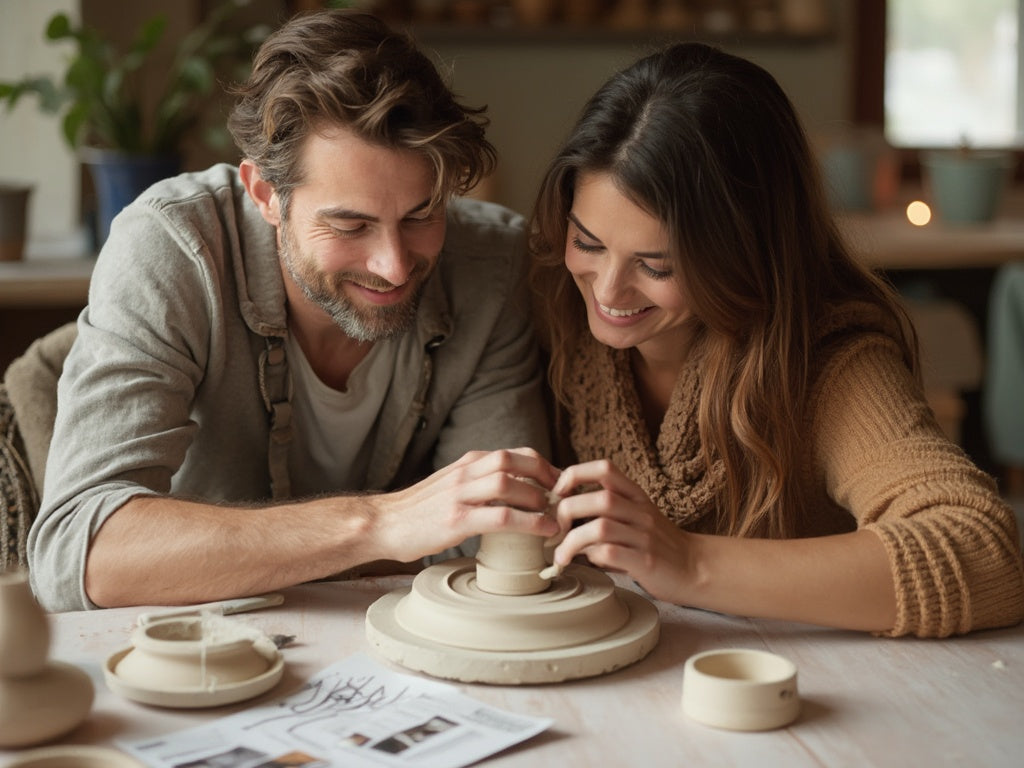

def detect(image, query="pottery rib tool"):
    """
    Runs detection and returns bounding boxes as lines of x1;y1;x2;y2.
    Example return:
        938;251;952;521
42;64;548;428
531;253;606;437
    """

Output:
136;593;284;626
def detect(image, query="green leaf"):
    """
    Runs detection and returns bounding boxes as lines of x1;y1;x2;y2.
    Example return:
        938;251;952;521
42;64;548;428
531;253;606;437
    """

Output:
134;16;166;54
12;0;271;155
102;69;126;109
176;58;214;93
0;78;64;113
40;91;66;113
45;13;72;40
120;51;147;73
176;25;213;58
65;55;104;94
30;78;65;113
62;103;88;147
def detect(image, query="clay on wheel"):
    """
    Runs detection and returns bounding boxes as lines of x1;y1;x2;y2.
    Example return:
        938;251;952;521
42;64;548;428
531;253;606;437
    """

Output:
365;530;660;684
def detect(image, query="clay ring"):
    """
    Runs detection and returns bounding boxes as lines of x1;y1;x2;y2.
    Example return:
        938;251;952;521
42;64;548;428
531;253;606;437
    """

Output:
681;648;799;731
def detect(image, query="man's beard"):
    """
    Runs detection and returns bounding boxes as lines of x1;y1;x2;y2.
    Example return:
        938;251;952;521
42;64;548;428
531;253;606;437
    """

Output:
279;218;431;343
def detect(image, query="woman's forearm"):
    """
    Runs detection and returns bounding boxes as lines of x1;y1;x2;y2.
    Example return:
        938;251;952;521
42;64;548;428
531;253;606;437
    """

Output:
681;528;897;632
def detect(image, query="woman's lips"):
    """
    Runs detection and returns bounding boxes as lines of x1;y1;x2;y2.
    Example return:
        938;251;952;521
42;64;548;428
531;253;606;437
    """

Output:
595;299;653;323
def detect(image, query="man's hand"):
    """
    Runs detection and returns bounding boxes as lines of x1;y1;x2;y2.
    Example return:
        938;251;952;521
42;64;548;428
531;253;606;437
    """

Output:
367;447;562;563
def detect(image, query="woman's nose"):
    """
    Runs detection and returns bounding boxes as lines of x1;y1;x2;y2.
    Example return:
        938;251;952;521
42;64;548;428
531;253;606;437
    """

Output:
593;260;629;303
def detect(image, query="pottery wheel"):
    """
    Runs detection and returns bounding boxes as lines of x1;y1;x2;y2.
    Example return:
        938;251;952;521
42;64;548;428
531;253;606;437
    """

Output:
365;557;660;685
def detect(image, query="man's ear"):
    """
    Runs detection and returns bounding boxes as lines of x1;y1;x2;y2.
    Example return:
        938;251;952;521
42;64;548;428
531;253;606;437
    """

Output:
239;159;281;227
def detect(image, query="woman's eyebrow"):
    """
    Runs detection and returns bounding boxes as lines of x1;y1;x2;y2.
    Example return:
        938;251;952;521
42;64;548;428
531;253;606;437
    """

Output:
568;212;600;241
568;211;667;260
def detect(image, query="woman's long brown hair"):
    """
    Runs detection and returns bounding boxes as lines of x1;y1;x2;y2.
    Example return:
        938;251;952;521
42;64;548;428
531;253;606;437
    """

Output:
529;43;918;538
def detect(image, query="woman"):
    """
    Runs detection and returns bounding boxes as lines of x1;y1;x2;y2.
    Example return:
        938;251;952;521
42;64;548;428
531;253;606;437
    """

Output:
529;43;1024;638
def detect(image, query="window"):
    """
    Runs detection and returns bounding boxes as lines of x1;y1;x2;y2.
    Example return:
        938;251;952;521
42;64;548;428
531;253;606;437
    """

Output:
884;0;1021;149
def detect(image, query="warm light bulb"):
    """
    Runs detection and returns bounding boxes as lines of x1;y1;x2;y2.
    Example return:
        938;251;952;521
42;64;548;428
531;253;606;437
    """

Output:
906;200;932;226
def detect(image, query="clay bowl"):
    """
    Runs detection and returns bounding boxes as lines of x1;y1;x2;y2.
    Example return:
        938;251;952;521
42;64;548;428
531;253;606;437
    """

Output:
3;745;144;767
105;615;283;708
681;648;799;731
114;616;271;689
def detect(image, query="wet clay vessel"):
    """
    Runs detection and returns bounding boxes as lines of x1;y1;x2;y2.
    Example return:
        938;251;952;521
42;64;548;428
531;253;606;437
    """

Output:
104;615;284;708
0;570;94;748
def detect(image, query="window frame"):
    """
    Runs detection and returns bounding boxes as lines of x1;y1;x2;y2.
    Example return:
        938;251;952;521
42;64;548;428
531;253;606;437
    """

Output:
854;0;1023;181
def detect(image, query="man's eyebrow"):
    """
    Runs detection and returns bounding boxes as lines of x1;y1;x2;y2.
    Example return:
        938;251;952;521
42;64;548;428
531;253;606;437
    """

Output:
318;207;376;222
317;198;433;222
567;211;667;260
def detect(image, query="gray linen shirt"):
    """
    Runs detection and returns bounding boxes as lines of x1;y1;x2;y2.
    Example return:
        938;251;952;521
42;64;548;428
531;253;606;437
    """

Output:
28;164;549;611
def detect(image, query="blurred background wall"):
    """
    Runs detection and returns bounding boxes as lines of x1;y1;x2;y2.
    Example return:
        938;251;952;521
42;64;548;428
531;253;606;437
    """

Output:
0;0;852;243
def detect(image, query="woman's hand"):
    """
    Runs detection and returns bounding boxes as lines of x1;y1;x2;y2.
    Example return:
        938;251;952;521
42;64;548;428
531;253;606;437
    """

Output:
549;459;693;603
549;460;897;632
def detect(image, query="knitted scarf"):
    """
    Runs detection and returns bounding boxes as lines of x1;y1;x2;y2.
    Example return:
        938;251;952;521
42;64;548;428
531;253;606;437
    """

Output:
562;301;909;535
565;333;727;532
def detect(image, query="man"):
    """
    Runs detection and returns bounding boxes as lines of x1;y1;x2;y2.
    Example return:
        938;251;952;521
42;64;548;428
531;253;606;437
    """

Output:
28;10;558;612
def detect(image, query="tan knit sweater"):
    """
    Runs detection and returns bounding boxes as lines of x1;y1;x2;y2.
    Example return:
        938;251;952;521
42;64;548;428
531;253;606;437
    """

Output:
564;304;1024;638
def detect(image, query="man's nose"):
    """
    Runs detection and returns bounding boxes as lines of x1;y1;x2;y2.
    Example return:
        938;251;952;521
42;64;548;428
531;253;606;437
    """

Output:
366;230;413;286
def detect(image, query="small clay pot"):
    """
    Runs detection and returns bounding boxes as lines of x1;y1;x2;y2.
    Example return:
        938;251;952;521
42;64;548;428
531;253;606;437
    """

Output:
0;663;95;748
0;570;94;748
114;616;271;690
0;183;32;262
921;150;1015;225
0;570;50;676
682;648;800;731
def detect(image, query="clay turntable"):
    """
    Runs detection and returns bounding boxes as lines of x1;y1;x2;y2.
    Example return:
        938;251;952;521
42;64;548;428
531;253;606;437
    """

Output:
365;528;660;685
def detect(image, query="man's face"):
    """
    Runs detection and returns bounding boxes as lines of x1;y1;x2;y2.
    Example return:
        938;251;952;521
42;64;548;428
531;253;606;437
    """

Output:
278;126;446;342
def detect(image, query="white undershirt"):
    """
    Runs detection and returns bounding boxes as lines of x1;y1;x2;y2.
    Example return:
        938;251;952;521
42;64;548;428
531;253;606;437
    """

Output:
284;333;399;496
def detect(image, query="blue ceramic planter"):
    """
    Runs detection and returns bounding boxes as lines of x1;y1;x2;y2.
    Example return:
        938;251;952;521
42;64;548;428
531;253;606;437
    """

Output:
80;148;180;247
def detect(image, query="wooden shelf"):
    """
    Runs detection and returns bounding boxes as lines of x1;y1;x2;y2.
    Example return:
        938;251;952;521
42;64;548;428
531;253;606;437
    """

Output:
0;257;94;308
289;0;836;46
839;186;1024;272
406;22;835;46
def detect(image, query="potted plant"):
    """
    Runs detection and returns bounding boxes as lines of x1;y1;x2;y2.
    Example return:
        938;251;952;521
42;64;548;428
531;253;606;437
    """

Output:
921;143;1017;226
0;1;270;246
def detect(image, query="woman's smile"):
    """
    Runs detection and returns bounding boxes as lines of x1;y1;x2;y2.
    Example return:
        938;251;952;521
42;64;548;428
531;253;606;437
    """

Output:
566;172;693;361
596;300;654;321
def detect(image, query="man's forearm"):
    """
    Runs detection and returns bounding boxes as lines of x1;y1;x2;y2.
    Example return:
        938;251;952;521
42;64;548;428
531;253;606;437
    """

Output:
84;495;379;607
82;449;563;608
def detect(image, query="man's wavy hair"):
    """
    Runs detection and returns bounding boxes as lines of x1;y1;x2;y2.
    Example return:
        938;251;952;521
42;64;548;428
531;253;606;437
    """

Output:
228;9;495;211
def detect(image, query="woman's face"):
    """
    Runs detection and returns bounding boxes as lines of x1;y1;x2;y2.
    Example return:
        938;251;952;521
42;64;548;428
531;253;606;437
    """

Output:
565;172;693;366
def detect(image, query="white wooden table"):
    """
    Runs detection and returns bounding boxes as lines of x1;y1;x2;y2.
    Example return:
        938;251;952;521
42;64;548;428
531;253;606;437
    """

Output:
2;575;1021;767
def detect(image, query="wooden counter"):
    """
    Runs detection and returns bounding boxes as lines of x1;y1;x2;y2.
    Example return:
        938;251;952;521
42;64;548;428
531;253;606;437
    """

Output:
0;257;93;308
